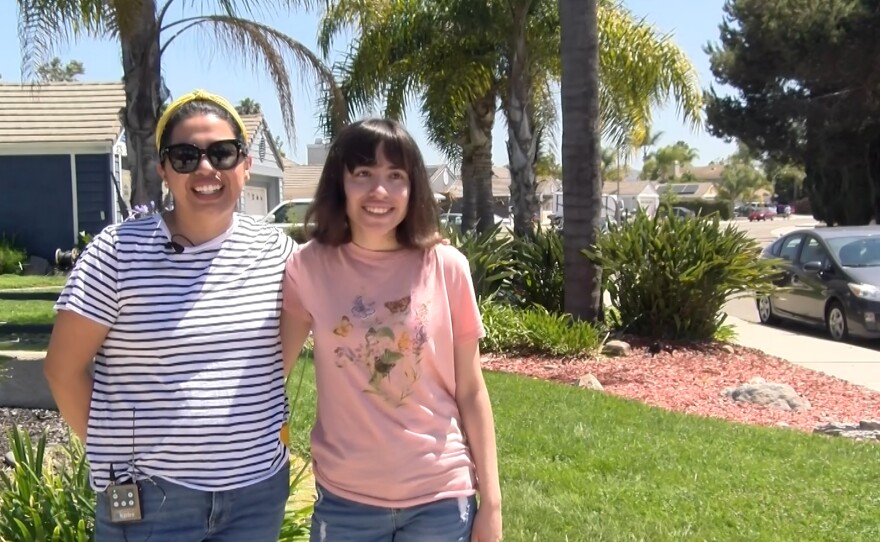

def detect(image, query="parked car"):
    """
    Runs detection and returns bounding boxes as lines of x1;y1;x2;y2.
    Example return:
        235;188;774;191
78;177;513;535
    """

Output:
748;207;776;221
658;206;696;219
756;225;880;341
262;198;313;231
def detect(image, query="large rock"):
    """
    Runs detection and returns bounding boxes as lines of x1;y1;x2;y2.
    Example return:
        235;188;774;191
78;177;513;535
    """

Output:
602;340;631;357
722;381;811;411
576;373;603;391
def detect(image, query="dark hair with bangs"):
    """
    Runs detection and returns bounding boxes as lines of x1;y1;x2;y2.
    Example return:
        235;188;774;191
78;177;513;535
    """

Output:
305;118;441;249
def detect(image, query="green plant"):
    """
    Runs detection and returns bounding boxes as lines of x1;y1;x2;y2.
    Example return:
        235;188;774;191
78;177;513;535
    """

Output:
508;226;564;313
0;427;95;541
0;235;26;274
445;224;515;300
76;231;93;251
287;225;310;244
479;299;602;357
584;210;780;340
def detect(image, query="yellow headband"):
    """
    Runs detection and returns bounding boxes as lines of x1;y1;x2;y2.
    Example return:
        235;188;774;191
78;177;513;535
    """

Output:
155;89;248;150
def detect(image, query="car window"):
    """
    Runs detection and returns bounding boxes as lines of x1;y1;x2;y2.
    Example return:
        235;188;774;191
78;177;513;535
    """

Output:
766;237;784;257
798;237;828;264
272;204;291;224
778;234;804;261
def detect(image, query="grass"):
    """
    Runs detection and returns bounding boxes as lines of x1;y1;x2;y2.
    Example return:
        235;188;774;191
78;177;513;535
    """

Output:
0;299;56;327
0;274;66;290
286;359;880;541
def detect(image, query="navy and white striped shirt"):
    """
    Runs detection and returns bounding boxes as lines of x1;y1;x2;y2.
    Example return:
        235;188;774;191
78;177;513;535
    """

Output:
55;213;296;491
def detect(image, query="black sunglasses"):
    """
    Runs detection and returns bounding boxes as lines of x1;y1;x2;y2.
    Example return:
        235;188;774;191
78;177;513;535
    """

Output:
161;139;245;174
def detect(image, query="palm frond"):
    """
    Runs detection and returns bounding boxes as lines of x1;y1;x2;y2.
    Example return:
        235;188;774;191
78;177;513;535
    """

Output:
16;0;112;80
596;2;703;147
161;15;344;147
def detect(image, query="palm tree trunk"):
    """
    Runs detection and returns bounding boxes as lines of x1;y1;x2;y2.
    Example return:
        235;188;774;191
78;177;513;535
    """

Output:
560;0;603;322
120;0;164;210
459;143;477;233
506;0;540;237
470;91;497;234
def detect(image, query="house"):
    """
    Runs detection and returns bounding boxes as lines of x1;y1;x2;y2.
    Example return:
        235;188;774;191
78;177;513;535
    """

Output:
680;163;725;184
603;181;660;216
239;114;285;217
282;159;321;199
0;82;126;261
656;182;719;201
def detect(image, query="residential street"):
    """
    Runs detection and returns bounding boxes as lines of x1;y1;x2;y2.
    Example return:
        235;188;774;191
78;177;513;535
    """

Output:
721;216;880;391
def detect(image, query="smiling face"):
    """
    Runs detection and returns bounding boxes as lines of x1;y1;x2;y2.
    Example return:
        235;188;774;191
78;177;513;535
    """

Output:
343;143;410;250
157;112;251;220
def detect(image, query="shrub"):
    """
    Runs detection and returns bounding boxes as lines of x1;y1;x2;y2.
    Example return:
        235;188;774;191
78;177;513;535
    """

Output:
480;299;603;357
664;199;733;220
508;226;564;313
287;225;310;244
584;210;779;341
0;427;94;541
0;235;26;274
445;224;515;300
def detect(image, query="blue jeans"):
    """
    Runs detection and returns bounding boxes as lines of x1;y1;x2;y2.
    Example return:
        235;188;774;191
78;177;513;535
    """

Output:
94;463;289;542
309;484;477;542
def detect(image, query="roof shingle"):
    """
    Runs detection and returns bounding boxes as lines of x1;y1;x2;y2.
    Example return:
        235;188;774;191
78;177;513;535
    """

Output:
0;82;125;145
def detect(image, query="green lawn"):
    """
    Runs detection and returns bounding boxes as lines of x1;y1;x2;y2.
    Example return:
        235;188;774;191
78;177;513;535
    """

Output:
287;360;880;541
0;299;56;327
0;275;67;290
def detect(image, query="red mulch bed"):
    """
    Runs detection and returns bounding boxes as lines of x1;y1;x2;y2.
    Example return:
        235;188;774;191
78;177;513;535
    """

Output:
482;339;880;432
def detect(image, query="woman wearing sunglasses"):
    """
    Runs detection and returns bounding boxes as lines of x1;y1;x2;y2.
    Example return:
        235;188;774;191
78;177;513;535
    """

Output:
43;89;295;541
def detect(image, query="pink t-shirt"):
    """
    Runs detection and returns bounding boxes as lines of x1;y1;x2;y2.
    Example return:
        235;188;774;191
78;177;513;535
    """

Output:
282;240;485;508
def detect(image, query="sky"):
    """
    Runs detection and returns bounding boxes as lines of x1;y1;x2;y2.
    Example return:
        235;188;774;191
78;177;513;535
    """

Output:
0;0;736;170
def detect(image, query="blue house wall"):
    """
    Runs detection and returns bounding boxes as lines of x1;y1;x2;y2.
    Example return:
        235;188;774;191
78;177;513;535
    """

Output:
0;153;113;262
75;154;113;236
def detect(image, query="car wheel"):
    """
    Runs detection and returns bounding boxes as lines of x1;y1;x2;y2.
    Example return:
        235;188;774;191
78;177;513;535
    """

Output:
756;296;780;325
825;301;849;341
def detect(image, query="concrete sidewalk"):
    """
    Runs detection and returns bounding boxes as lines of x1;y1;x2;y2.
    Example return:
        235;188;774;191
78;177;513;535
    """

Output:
726;315;880;392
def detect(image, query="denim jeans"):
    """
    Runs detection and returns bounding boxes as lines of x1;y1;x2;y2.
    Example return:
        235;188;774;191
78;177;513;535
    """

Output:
94;463;289;542
309;484;477;542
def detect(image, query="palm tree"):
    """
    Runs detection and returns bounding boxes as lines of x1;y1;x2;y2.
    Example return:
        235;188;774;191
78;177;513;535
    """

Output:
560;0;602;321
320;0;702;237
318;0;502;233
634;125;663;160
16;0;343;211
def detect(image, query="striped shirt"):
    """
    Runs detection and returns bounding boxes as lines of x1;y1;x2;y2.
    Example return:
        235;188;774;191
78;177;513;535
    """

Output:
55;213;296;492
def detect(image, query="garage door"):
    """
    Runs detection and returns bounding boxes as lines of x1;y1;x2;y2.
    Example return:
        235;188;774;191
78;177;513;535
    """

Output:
243;186;268;217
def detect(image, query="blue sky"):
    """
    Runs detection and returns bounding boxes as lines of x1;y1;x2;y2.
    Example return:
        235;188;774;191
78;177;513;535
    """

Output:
0;0;735;169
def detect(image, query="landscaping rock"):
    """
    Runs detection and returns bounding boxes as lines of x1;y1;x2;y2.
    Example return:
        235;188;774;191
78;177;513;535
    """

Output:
722;381;811;411
576;373;603;391
602;340;631;357
3;451;14;468
813;421;880;441
721;344;735;354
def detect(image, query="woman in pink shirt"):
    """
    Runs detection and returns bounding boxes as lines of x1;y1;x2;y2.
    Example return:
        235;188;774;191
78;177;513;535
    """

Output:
281;118;502;541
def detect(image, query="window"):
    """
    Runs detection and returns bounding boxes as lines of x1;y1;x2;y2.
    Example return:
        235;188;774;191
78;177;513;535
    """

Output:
798;237;827;265
779;234;804;261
